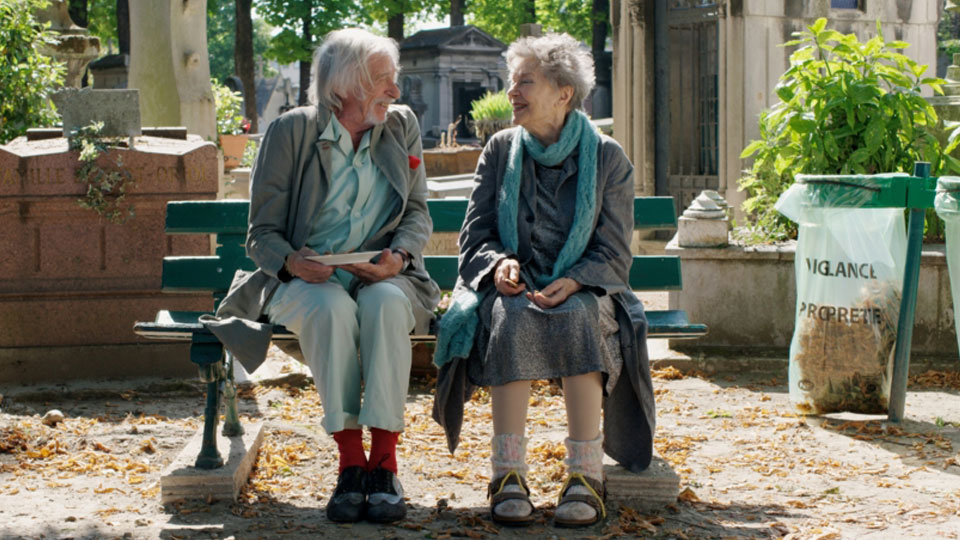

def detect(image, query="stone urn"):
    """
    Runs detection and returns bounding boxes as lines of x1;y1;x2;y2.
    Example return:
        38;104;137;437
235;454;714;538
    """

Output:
34;0;100;88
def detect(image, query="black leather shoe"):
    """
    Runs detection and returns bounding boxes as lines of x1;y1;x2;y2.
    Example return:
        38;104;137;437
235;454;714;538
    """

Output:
365;467;406;523
326;466;367;522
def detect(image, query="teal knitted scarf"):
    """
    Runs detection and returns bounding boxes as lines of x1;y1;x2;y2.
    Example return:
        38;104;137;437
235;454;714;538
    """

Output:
434;110;599;368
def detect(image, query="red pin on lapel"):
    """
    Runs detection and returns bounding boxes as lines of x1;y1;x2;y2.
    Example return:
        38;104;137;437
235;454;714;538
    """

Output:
408;155;421;170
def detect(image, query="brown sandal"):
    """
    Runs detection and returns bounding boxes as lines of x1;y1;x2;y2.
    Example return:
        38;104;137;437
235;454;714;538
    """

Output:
554;473;606;528
488;470;535;526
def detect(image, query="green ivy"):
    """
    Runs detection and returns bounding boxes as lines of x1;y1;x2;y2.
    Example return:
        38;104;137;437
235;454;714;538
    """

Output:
0;0;65;144
737;18;960;244
71;122;135;224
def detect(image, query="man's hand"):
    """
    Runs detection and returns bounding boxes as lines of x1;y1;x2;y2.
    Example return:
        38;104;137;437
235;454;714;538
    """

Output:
285;247;335;283
494;258;526;296
339;248;403;284
526;277;581;309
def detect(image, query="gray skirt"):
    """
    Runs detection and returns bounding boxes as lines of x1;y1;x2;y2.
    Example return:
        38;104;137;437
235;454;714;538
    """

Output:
468;290;623;394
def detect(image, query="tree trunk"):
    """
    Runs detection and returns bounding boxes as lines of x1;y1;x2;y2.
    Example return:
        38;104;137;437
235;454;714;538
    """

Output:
450;0;463;26
388;12;404;42
591;0;610;115
526;0;536;23
298;12;312;106
117;0;129;55
234;0;257;132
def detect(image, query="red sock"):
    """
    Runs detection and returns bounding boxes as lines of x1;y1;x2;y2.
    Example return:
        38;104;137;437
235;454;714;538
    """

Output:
332;429;366;473
368;428;400;473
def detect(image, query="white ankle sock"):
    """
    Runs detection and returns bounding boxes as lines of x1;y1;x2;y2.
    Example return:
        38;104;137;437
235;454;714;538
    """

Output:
556;435;604;522
491;434;531;519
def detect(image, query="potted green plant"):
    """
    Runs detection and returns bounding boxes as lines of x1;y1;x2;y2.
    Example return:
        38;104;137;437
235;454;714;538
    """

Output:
737;18;960;244
469;90;512;146
213;80;250;170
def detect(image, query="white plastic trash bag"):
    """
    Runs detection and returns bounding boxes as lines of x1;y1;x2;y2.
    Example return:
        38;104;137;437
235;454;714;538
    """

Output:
776;176;906;414
935;177;960;357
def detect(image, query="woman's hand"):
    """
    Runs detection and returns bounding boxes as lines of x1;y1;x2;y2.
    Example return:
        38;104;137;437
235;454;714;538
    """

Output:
526;277;581;309
285;247;335;283
494;258;526;296
339;248;404;284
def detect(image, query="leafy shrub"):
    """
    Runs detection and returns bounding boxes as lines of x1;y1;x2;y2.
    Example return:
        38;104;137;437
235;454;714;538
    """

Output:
213;80;247;136
470;90;512;123
0;0;65;144
470;91;512;145
737;18;960;244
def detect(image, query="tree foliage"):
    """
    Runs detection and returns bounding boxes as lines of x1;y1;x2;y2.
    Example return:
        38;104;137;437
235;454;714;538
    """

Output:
467;0;598;45
256;0;360;66
0;0;65;143
85;0;118;50
736;18;960;244
206;0;274;84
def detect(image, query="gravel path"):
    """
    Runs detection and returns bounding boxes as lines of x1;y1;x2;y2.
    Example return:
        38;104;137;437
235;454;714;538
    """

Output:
1;347;959;540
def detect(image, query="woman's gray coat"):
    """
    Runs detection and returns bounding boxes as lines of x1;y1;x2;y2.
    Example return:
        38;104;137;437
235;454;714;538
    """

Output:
432;127;656;473
203;104;441;373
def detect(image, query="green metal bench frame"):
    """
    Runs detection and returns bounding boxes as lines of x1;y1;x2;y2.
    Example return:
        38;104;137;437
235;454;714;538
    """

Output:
134;196;707;468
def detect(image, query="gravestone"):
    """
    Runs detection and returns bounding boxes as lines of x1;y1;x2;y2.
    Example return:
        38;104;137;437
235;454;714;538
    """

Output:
52;88;142;138
399;26;507;146
0;123;218;383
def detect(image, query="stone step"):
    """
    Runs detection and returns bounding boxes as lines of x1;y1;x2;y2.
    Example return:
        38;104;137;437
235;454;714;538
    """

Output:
603;452;679;510
160;421;265;503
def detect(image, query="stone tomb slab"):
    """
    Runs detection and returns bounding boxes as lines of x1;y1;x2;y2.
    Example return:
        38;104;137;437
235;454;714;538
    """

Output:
161;422;265;503
603;452;679;510
52;88;142;138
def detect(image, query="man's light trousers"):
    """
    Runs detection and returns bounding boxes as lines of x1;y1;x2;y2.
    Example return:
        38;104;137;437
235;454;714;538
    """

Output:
265;276;415;433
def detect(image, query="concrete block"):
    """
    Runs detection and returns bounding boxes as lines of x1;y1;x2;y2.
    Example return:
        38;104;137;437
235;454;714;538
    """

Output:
52;88;141;138
427;179;473;198
161;421;265;503
603;453;679;510
677;216;728;248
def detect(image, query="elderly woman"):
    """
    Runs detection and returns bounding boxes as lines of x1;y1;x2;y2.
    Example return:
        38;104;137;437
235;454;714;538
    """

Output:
432;33;655;528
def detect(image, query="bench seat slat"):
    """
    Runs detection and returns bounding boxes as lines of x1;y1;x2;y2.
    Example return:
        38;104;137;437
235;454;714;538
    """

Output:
134;308;706;342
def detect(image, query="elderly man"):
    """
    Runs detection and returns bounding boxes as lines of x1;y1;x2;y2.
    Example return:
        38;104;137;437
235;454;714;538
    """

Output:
208;28;439;523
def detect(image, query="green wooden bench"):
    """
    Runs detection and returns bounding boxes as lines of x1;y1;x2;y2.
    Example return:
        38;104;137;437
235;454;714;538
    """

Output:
134;196;707;468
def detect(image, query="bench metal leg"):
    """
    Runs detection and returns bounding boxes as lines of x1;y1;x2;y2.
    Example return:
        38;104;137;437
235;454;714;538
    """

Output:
195;361;225;469
221;350;244;437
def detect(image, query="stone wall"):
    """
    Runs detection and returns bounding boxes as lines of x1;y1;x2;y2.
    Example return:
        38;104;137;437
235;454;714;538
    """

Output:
666;240;957;358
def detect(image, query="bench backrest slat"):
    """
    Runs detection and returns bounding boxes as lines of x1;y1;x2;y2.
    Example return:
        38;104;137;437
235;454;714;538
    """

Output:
160;197;681;298
164;197;678;235
163;254;681;293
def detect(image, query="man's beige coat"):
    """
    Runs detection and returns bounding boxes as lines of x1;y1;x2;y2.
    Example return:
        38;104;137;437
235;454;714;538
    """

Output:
203;104;440;372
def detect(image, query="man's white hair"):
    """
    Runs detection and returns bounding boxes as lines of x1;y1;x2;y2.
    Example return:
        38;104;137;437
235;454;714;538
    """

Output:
506;33;595;110
308;28;400;111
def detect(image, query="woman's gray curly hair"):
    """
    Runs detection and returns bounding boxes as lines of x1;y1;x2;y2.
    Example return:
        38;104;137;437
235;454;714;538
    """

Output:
506;33;595;110
309;28;400;111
